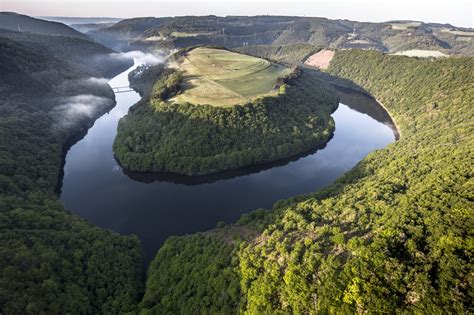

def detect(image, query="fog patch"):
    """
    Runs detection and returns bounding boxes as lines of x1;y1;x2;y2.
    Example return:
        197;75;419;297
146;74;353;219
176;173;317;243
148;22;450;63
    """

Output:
53;94;113;129
87;77;109;85
110;50;165;65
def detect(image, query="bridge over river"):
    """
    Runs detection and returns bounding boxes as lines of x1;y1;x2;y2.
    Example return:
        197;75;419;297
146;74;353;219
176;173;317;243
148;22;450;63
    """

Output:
111;86;134;93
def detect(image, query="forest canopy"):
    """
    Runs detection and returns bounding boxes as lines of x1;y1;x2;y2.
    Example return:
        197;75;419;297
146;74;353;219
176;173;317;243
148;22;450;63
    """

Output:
0;37;143;313
141;49;473;313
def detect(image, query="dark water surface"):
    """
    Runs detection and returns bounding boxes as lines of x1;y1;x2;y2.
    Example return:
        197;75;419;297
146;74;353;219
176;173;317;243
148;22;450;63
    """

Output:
60;64;396;264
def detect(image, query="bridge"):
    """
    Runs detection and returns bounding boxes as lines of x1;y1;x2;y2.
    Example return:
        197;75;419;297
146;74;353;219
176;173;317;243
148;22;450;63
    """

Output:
112;86;134;93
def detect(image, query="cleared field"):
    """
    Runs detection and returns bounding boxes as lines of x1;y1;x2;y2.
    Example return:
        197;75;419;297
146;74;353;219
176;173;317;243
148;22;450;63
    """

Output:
393;49;448;58
304;49;335;69
171;47;292;106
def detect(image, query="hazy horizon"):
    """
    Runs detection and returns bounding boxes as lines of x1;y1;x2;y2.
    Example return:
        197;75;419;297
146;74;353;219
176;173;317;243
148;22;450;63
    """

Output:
2;0;473;28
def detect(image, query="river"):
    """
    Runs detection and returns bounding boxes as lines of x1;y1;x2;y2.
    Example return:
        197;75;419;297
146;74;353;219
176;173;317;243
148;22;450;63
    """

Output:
60;63;397;264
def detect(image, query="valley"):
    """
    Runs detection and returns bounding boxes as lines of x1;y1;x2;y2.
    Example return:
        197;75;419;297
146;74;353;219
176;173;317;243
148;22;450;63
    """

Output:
0;9;472;314
61;63;396;266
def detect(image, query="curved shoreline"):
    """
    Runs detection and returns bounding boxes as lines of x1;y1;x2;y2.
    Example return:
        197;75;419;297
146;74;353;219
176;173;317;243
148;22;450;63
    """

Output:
332;84;401;140
115;80;401;180
114;66;339;176
60;62;397;267
374;98;402;140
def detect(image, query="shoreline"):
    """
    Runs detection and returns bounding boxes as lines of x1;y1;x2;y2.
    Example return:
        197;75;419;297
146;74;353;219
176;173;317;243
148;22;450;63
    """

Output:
374;98;402;140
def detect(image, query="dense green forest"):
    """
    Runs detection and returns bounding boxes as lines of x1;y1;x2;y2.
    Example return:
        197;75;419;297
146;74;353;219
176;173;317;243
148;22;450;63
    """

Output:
0;37;143;313
141;50;473;313
114;62;338;175
1;10;472;312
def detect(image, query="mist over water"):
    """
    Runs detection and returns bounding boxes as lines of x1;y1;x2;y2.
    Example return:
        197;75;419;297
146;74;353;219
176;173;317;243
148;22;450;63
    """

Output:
110;50;166;65
53;94;112;128
49;75;118;130
60;64;396;265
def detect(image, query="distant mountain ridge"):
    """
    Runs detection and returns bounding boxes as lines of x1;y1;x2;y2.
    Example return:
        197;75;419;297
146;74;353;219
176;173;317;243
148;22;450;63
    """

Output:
0;12;134;78
0;11;91;40
90;15;474;55
0;29;132;78
39;16;123;25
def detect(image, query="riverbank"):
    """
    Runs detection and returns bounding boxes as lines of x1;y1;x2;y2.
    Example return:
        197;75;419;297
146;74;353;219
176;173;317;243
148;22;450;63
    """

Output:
140;49;473;313
60;62;396;268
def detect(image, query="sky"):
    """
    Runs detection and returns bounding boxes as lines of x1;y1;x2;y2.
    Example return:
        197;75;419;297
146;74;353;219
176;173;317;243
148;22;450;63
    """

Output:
2;0;473;28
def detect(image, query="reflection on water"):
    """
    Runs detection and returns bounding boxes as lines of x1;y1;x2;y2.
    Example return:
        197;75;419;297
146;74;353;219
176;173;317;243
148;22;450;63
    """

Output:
60;64;396;265
119;137;332;185
335;85;399;140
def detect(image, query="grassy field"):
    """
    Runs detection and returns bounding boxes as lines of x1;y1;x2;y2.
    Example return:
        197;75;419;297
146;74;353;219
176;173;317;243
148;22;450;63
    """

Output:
171;47;292;106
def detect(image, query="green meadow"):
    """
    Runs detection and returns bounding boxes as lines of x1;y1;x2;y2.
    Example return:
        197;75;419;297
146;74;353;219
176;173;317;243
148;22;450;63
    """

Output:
171;47;292;106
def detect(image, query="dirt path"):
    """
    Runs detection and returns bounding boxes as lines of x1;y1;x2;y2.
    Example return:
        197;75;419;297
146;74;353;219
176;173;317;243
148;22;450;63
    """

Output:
304;49;335;69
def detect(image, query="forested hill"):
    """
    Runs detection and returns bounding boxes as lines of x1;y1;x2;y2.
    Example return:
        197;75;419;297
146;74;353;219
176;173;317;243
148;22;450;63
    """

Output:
113;48;339;175
0;38;143;313
92;15;474;56
0;29;133;78
0;12;91;40
139;50;473;313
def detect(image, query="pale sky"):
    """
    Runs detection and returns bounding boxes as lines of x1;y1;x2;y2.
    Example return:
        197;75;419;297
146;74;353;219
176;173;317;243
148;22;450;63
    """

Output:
1;0;473;28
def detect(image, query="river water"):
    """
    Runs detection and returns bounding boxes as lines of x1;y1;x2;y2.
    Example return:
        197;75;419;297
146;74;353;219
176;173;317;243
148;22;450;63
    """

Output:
60;63;396;264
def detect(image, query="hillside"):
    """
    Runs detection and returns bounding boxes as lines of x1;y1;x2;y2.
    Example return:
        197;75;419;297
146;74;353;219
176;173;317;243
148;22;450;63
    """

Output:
0;38;143;313
0;12;91;40
88;16;171;50
91;15;474;55
1;11;472;314
0;29;132;78
139;50;473;313
113;47;339;175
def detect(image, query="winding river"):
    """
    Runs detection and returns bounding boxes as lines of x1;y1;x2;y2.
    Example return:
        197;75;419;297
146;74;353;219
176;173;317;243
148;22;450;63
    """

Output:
60;63;397;264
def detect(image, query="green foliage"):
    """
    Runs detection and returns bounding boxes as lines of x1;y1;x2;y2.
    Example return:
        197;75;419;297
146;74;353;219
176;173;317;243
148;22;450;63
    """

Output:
0;194;143;314
235;50;473;313
143;50;473;313
140;234;240;314
114;66;338;175
0;37;143;313
150;69;182;100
